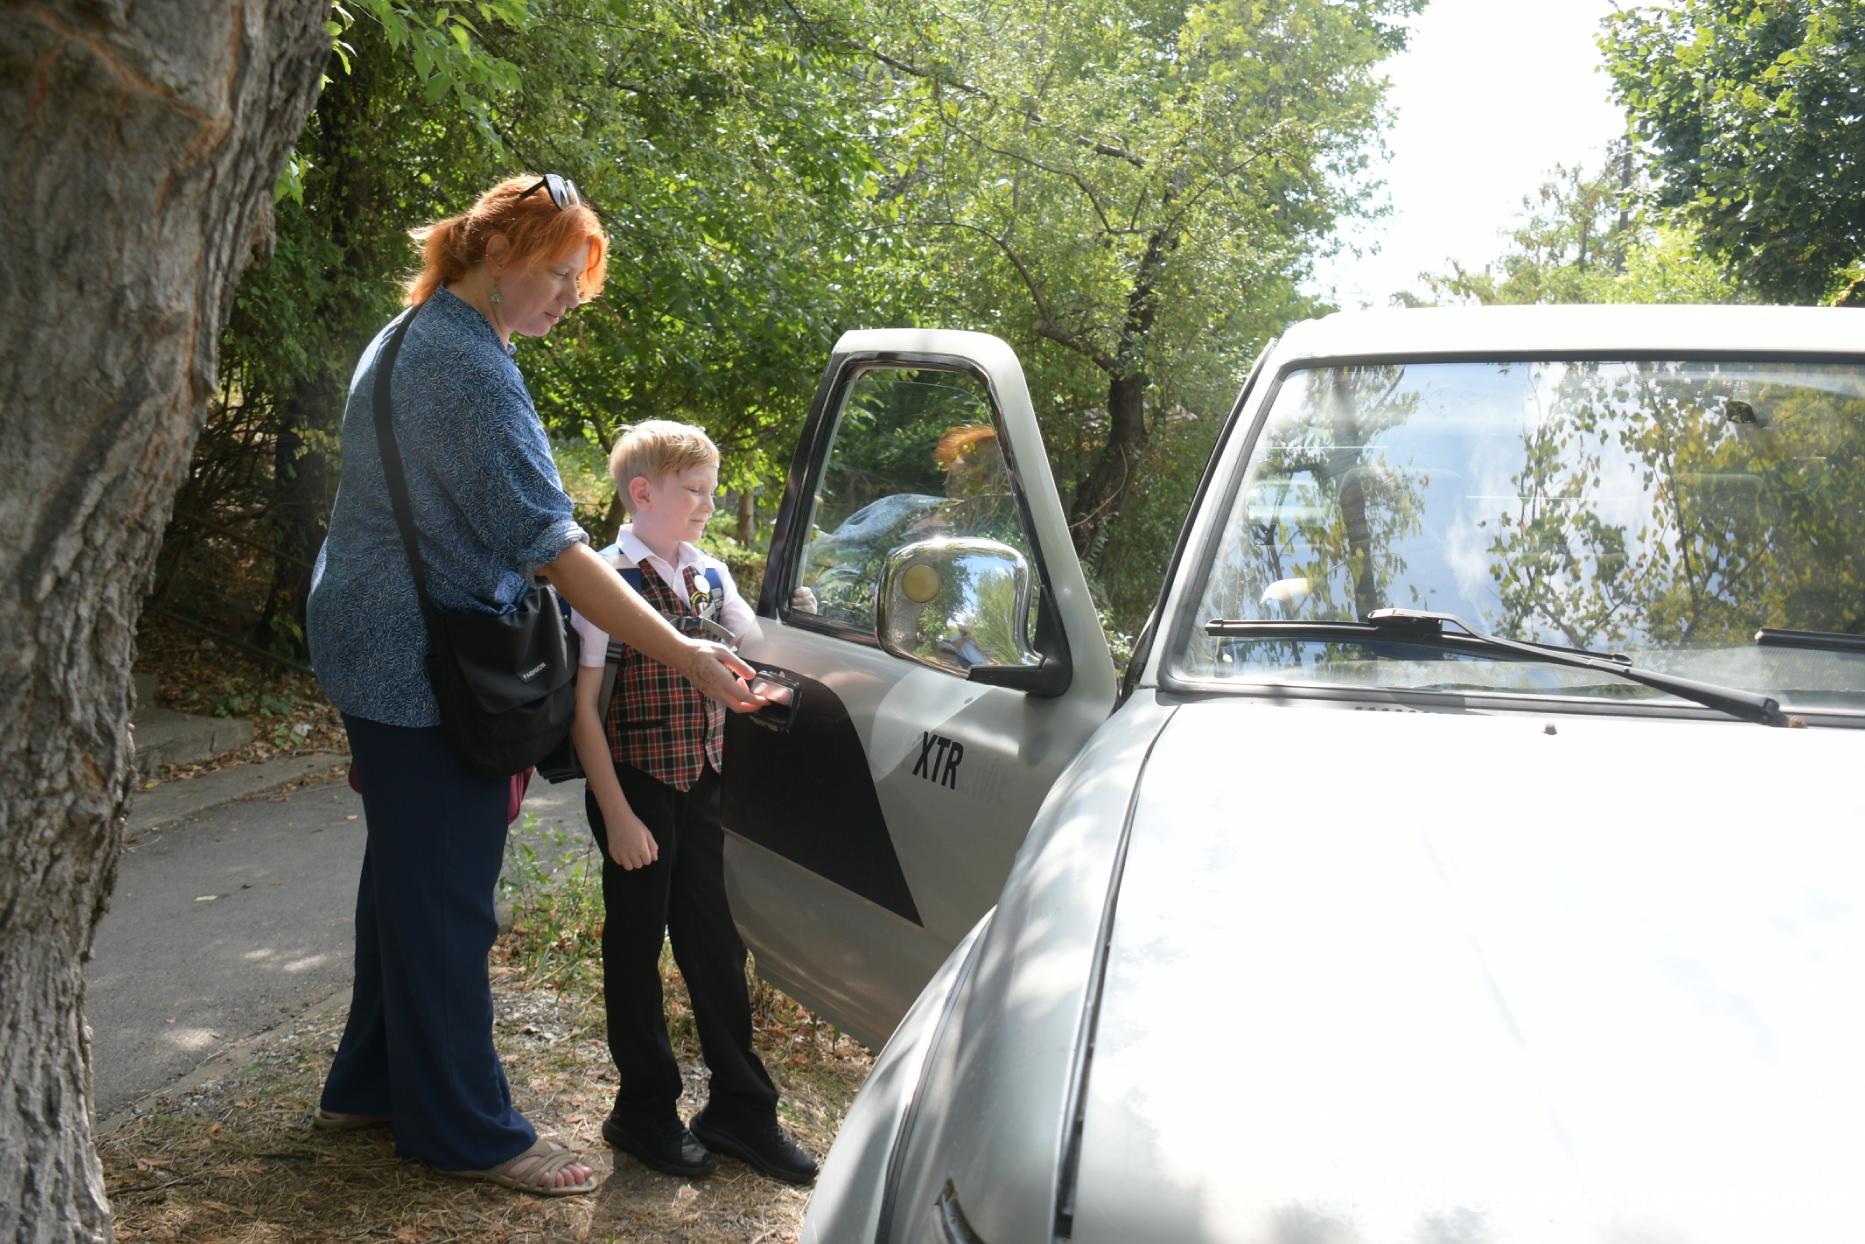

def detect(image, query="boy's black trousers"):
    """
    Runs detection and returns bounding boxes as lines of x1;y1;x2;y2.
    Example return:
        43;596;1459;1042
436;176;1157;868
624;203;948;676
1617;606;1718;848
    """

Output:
584;762;780;1128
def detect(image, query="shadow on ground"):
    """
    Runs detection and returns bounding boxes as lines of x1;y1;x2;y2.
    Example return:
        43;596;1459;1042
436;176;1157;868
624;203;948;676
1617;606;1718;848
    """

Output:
101;917;872;1243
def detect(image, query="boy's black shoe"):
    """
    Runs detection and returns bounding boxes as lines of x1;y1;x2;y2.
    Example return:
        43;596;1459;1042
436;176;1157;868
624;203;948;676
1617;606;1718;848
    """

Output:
690;1107;818;1185
601;1111;718;1178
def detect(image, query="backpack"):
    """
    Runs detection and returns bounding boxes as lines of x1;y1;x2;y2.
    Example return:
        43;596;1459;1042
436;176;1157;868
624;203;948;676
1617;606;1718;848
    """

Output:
533;545;728;784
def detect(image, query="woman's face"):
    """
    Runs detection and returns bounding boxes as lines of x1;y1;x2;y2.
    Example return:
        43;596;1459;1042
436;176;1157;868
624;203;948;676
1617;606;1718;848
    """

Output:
498;243;585;339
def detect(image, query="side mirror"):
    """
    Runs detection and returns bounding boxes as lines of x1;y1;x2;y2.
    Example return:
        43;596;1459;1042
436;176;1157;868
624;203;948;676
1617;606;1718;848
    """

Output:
876;538;1069;695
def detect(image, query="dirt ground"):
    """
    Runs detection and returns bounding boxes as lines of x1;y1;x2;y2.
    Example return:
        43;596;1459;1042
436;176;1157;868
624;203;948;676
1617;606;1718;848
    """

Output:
109;617;875;1242
100;917;873;1243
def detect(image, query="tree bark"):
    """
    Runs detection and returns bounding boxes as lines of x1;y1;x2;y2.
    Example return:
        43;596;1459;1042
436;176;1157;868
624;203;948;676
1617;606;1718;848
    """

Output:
1067;369;1148;562
0;4;326;1240
1065;223;1173;564
254;370;339;654
253;42;378;657
736;489;756;547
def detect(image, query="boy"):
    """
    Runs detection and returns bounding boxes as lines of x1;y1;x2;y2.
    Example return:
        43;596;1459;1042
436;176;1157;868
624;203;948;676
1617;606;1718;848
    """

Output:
566;420;816;1184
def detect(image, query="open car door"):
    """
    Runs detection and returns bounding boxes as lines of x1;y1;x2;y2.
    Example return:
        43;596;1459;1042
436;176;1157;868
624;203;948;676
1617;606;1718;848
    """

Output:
722;330;1114;1048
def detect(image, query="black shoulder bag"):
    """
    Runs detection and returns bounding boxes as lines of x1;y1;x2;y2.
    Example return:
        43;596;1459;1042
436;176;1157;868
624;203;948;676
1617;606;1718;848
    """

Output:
371;306;579;777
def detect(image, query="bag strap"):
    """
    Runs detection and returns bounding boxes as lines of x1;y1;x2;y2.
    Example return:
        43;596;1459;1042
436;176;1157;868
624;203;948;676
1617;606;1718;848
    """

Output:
369;306;440;628
591;545;637;721
608;547;737;644
581;543;743;735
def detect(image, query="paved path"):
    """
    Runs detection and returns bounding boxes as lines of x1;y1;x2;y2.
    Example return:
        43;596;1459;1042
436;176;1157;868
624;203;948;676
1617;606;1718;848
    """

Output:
89;755;596;1128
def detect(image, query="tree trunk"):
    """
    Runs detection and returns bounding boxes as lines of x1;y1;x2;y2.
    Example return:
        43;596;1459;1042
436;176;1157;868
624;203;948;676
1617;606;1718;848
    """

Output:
1066;369;1148;562
1065;223;1172;564
254;44;380;657
0;4;327;1240
736;489;756;547
254;371;339;655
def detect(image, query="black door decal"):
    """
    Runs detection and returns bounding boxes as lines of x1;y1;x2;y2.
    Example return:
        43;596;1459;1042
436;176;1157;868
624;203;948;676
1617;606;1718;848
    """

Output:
722;669;923;926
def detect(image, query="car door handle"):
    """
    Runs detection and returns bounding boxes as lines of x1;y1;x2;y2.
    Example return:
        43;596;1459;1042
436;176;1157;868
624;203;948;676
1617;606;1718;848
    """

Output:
746;669;802;732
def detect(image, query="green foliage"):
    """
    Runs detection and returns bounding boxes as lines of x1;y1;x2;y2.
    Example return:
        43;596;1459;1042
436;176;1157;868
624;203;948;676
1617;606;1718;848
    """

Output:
500;821;607;990
551;433;618;535
501;0;883;439
1602;0;1865;304
335;2;527;137
830;0;1422;631
185;0;1431;656
1414;155;1744;307
206;684;300;720
695;528;766;602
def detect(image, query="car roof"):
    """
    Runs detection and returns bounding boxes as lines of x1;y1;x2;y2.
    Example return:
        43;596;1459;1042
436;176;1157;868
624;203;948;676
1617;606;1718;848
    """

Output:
1273;304;1865;362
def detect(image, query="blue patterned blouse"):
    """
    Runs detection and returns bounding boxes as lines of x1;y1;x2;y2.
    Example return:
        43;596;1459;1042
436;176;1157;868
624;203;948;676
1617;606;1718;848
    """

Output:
307;286;586;727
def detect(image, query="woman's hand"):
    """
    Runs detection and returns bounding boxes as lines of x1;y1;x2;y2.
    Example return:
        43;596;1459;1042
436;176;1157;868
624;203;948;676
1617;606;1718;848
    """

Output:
679;640;765;712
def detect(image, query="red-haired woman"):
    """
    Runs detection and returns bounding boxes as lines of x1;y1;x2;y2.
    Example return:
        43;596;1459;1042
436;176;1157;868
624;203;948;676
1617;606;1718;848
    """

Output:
305;175;760;1195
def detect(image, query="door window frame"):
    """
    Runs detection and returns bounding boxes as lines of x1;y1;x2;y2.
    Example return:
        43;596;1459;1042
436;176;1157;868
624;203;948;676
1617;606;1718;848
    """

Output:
766;354;1074;673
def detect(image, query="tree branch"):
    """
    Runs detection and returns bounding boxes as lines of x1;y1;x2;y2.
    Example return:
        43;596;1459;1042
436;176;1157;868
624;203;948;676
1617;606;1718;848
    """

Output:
777;0;1146;170
931;103;1124;236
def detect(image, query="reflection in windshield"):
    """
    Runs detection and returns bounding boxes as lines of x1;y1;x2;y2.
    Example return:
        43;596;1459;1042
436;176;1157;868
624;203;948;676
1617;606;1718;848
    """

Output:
1182;360;1865;711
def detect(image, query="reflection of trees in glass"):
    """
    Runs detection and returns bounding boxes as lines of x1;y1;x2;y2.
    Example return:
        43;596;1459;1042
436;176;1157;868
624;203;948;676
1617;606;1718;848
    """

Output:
1183;366;1430;676
1186;357;1865;692
967;571;1024;663
800;365;1038;633
1485;363;1865;649
815;369;982;523
1226;367;1425;621
1486;363;1643;649
889;550;1033;673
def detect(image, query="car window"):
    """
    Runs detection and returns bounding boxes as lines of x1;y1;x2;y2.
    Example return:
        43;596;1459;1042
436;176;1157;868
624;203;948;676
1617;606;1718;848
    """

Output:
1176;359;1865;713
788;366;1040;672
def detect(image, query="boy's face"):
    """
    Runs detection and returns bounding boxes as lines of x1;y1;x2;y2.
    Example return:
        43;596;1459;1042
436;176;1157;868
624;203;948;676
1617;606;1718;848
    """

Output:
633;461;719;544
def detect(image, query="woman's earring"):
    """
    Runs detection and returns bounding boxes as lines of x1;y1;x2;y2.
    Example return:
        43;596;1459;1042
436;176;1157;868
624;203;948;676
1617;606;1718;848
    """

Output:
489;278;503;306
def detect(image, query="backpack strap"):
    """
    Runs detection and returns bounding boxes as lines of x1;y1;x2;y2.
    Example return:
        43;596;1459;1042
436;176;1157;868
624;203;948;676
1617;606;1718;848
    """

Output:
601;544;737;643
590;543;638;723
545;547;733;783
600;544;647;598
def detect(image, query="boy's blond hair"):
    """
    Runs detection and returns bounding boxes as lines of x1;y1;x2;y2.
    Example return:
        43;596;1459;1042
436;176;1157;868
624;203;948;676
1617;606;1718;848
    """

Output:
609;420;720;514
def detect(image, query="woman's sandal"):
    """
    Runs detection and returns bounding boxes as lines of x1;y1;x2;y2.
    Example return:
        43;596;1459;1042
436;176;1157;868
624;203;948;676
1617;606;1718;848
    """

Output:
311;1108;392;1132
448;1136;601;1197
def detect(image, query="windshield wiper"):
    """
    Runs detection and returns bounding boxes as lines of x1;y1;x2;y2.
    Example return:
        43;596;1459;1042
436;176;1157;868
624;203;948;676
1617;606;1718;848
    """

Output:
1204;607;1790;727
1755;627;1865;655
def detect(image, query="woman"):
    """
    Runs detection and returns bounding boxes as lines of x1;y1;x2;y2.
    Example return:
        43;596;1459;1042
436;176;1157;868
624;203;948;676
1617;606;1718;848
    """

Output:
305;174;760;1195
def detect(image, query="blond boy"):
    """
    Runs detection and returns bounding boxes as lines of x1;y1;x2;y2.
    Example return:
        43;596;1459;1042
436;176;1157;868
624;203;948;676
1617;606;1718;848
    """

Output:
566;421;814;1184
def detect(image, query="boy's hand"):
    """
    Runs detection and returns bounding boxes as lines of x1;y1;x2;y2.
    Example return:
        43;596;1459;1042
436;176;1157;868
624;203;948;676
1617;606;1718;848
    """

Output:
603;801;659;870
679;639;765;712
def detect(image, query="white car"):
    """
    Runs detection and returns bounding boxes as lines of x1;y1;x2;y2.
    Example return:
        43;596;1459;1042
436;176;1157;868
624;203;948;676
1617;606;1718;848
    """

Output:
720;306;1865;1243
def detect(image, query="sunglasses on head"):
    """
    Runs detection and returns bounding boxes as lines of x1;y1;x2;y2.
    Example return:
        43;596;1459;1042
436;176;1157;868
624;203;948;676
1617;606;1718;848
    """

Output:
517;173;580;210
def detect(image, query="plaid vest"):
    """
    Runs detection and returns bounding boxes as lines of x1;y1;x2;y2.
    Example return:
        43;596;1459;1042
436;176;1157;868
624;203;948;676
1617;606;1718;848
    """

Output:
604;561;725;790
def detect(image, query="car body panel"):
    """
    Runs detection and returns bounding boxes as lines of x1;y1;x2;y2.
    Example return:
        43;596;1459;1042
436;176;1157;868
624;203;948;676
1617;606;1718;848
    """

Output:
1270;303;1865;362
776;307;1865;1243
801;911;994;1244
725;329;1115;1047
1068;700;1865;1243
855;696;1176;1244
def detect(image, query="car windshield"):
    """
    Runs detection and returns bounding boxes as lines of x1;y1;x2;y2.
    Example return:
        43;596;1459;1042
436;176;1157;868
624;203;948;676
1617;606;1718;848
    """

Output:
1176;358;1865;715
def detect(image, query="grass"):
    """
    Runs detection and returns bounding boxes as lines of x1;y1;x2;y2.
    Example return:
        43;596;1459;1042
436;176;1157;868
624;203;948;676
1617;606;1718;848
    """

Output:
99;835;874;1243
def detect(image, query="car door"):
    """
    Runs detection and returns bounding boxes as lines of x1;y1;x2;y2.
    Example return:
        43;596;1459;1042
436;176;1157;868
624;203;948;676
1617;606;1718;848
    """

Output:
722;329;1114;1048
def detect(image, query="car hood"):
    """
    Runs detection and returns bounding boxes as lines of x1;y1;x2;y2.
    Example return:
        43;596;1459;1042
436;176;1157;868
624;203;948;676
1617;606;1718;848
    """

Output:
1070;700;1865;1244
